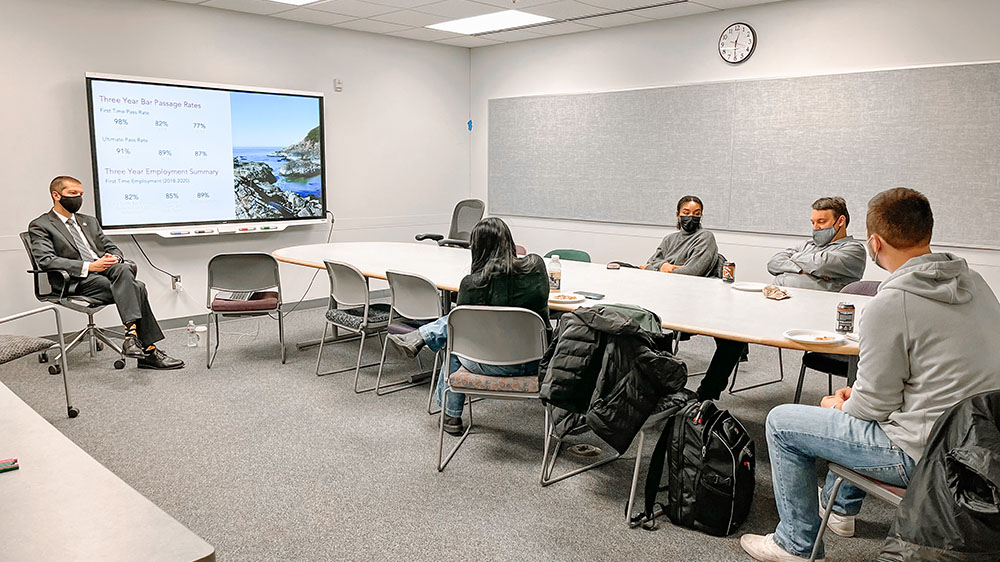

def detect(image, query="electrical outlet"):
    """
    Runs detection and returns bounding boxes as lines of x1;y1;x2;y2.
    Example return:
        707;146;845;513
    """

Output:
171;275;182;292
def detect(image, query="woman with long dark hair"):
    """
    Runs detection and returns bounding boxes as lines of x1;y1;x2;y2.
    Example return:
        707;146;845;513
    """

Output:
389;217;549;435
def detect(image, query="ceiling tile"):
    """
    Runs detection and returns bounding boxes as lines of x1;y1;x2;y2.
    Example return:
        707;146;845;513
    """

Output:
272;7;358;23
369;0;443;7
164;0;209;4
372;9;449;26
581;11;650;27
632;1;716;19
334;18;413;31
389;27;462;40
481;28;546;41
524;0;605;19
577;0;651;10
436;35;503;47
474;0;559;8
526;21;594;35
692;0;782;8
311;0;398;17
415;0;502;19
201;0;292;15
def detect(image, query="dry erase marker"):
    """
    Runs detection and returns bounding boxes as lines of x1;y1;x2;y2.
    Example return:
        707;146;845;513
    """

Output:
0;461;19;474
0;457;16;467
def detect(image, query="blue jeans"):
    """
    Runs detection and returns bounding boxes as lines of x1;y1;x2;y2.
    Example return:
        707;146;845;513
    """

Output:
766;404;916;559
419;316;539;418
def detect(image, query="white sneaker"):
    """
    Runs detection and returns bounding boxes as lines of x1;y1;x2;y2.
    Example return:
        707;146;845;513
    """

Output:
818;486;855;537
740;533;824;562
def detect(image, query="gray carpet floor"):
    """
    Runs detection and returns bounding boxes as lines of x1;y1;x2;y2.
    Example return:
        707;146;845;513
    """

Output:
0;307;895;561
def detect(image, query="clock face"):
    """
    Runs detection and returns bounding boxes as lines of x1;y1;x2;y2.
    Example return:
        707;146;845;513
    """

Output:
719;23;756;64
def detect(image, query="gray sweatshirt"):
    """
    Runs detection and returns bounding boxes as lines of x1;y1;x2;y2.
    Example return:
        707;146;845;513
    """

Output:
768;236;867;292
645;227;719;277
842;253;1000;462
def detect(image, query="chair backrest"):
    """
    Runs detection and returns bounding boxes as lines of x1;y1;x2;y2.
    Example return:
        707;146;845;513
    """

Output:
324;260;370;308
841;280;880;296
447;306;548;366
206;253;281;304
448;199;485;242
20;231;52;299
386;270;441;321
544;249;591;263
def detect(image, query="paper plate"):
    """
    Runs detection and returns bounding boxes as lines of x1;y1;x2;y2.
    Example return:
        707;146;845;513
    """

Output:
783;329;846;346
549;293;585;304
731;282;768;292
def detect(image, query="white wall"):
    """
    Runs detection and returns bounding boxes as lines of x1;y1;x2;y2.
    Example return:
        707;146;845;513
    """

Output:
471;0;1000;289
1;0;470;334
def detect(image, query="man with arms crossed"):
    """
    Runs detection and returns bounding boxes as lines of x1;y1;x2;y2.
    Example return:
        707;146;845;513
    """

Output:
28;176;184;370
741;188;1000;561
701;197;867;400
767;196;867;292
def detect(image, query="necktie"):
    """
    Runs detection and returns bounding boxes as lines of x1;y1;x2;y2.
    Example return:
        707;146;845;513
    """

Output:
66;218;98;261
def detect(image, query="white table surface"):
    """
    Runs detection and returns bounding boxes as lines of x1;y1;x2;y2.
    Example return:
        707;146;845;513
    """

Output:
274;242;867;355
0;382;215;562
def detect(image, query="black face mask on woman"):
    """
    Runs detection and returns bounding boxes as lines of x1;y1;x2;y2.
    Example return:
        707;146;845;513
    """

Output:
59;195;83;214
678;215;701;233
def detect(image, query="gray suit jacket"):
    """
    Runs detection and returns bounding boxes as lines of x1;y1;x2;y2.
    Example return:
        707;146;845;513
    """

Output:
28;210;124;290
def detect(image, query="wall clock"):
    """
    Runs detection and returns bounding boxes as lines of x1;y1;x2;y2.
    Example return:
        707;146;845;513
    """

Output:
719;22;756;64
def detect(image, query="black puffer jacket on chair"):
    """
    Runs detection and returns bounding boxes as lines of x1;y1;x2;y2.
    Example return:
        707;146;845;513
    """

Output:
539;305;688;455
878;390;1000;562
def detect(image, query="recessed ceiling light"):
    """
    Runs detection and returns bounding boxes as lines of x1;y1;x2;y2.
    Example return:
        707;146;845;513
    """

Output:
427;10;553;35
270;0;319;5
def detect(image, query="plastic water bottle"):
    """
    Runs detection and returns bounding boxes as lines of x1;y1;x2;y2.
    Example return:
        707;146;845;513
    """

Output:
548;255;562;291
186;320;198;347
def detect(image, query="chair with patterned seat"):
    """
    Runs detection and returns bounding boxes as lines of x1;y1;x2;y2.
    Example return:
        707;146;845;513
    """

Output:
316;260;391;393
793;280;881;403
0;305;78;418
437;305;548;471
205;252;285;369
374;270;443;397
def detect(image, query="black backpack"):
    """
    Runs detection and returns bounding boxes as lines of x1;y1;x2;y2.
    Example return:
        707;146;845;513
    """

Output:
634;400;755;536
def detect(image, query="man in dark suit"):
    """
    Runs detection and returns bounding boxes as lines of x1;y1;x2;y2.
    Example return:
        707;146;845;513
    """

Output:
28;176;183;370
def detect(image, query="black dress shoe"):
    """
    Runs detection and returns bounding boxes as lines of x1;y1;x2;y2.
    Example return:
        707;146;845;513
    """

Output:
442;414;464;436
137;349;185;370
388;330;426;359
122;335;147;358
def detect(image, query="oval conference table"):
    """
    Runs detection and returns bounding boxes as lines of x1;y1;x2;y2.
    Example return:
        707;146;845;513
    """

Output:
273;242;869;381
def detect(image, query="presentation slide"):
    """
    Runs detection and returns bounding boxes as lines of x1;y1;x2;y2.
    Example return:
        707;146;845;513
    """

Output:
87;77;325;230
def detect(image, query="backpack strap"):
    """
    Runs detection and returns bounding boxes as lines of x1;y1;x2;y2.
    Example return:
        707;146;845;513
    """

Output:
640;412;677;526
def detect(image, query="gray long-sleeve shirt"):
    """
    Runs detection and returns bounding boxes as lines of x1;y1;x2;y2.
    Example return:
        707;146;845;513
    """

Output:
645;227;719;277
767;235;867;292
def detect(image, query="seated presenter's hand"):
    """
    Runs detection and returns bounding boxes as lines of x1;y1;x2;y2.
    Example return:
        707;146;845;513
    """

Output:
89;255;119;272
659;263;677;273
820;394;845;410
834;386;852;401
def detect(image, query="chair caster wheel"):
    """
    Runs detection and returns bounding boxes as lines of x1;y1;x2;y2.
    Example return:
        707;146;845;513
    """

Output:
114;359;126;370
96;342;104;352
39;352;49;364
68;407;80;418
48;364;61;375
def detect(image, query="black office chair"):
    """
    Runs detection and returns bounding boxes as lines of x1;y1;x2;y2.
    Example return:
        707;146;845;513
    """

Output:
415;199;485;249
793;280;881;403
20;232;127;370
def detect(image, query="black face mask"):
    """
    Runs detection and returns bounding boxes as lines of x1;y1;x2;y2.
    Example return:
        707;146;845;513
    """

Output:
59;195;83;214
678;215;701;233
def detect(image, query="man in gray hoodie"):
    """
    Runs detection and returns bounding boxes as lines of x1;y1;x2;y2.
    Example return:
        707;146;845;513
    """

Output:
767;197;867;292
741;188;1000;562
